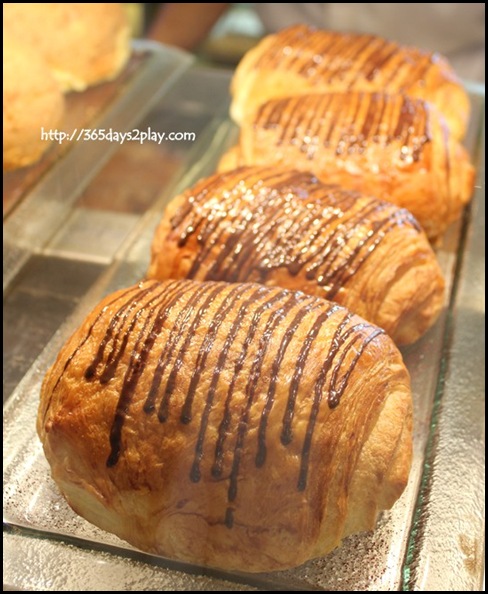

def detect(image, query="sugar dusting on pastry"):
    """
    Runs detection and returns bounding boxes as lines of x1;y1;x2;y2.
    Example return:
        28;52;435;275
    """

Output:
148;165;444;345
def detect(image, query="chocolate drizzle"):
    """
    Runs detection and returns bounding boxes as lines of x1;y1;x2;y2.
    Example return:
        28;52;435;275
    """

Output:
168;167;420;300
254;92;431;164
224;292;302;521
55;279;385;529
210;289;286;481
41;283;151;427
251;25;438;94
190;284;269;483
255;299;321;468
281;304;341;446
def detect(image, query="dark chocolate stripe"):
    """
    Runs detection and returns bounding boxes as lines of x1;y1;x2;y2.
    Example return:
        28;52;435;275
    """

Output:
190;284;267;483
363;44;399;81
143;280;204;416
281;303;341;446
328;327;384;408
297;319;384;491
297;310;352;490
181;283;248;426
342;36;388;89
106;281;188;466
324;209;419;299
225;291;309;527
42;283;155;427
156;282;222;422
303;200;387;283
211;290;289;479
255;299;321;467
84;283;161;380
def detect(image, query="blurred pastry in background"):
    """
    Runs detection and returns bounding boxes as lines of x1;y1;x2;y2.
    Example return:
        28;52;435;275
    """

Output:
220;92;475;240
3;3;131;92
3;36;64;171
255;3;485;83
3;3;131;172
230;25;471;140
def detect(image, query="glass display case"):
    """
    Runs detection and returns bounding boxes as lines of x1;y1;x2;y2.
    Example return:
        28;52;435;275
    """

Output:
3;42;485;591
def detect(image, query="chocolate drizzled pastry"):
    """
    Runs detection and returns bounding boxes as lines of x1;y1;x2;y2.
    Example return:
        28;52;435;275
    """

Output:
148;166;445;345
38;279;412;573
230;24;470;141
220;93;474;240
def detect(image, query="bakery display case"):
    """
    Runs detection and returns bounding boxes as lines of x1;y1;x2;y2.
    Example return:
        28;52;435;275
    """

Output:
3;38;485;591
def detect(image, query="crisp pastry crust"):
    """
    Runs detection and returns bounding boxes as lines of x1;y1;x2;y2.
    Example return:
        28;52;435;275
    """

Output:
3;3;130;92
220;92;475;240
3;36;64;171
230;25;470;140
148;166;445;345
38;279;413;573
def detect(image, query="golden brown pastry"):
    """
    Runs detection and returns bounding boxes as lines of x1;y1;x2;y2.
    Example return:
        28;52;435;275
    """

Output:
148;166;445;345
230;25;470;140
3;3;130;92
38;278;413;573
3;36;64;171
220;92;475;240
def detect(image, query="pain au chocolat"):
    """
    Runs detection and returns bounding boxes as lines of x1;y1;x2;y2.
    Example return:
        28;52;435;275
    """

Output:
230;25;470;140
220;92;474;240
38;278;413;573
148;166;445;345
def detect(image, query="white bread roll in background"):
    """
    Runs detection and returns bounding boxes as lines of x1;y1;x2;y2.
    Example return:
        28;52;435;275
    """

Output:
3;36;64;170
3;3;131;92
